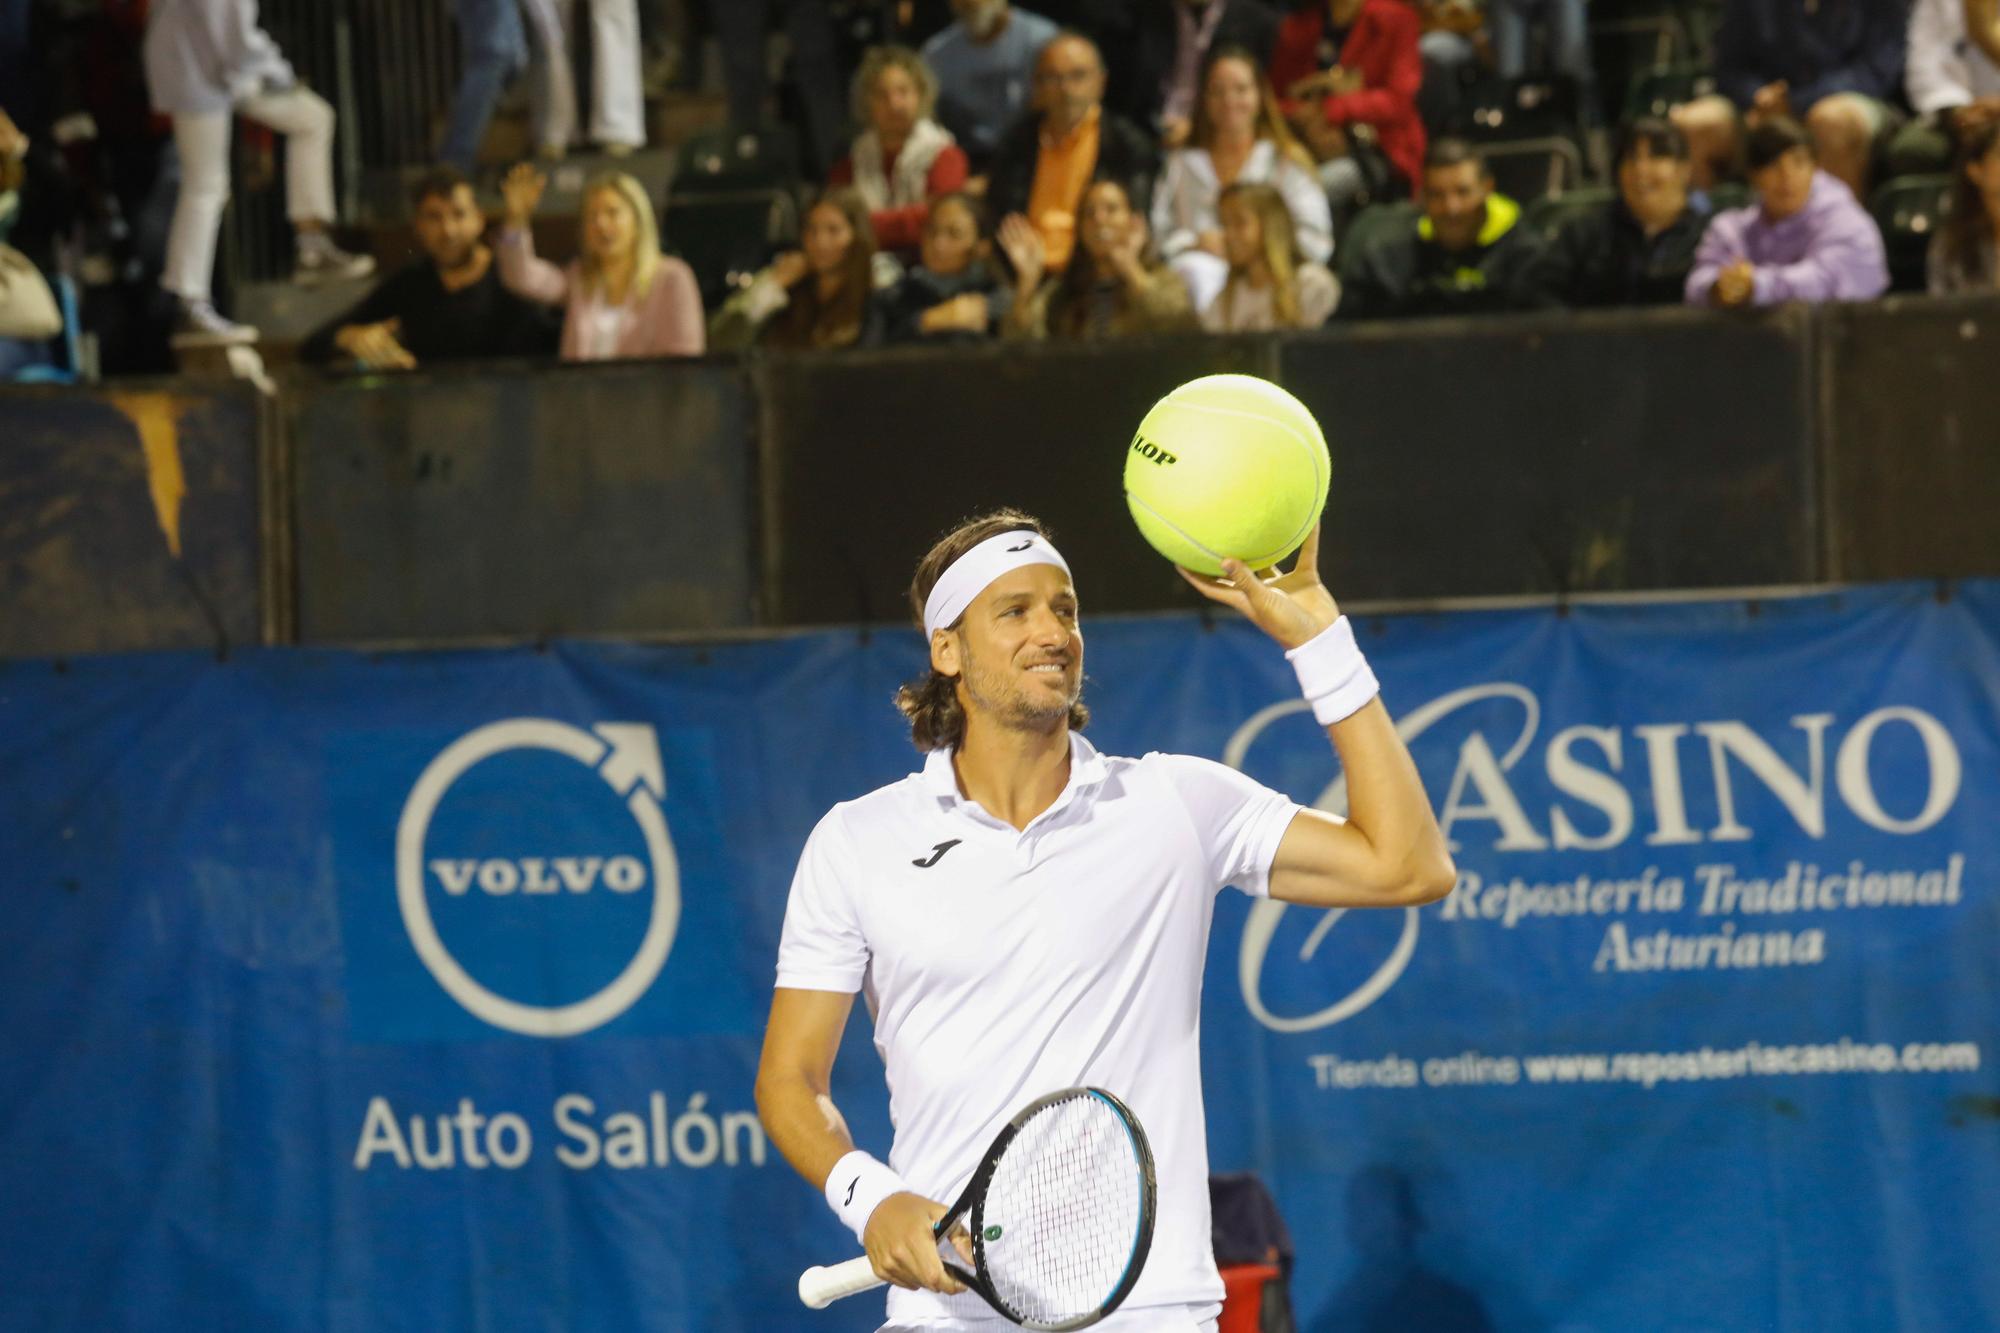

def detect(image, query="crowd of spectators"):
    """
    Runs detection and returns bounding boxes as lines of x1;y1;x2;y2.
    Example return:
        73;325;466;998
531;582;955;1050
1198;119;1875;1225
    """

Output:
5;0;2000;380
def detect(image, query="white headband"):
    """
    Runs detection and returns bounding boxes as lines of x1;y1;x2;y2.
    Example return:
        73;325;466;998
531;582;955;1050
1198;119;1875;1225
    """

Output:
922;531;1073;638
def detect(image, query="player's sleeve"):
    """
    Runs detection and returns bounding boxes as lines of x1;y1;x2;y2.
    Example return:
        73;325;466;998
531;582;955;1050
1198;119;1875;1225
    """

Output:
1155;753;1306;898
773;811;870;992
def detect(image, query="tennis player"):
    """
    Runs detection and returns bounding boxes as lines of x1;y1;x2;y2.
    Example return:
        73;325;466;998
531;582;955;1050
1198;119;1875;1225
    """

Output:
756;508;1455;1332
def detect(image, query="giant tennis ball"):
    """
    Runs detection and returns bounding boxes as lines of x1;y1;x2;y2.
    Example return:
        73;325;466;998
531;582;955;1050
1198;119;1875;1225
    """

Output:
1123;374;1330;578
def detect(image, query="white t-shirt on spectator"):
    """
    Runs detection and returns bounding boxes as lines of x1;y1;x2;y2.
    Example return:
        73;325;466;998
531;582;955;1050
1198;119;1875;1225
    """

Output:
1907;0;2000;114
775;732;1303;1327
1152;140;1335;266
577;291;631;359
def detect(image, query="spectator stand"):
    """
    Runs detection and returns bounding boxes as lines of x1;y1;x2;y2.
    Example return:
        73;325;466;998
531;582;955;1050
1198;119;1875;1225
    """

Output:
1707;179;1753;211
1334;197;1419;278
662;124;803;315
1622;62;1718;123
215;0;730;364
232;148;680;365
1521;183;1616;244
1587;0;1696;126
1460;75;1591;203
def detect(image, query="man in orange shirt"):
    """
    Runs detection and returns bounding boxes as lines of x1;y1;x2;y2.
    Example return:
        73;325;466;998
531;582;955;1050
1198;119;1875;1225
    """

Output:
986;32;1159;272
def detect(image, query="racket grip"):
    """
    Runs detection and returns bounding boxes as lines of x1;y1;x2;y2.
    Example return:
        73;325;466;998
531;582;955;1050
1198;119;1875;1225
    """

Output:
797;1255;885;1309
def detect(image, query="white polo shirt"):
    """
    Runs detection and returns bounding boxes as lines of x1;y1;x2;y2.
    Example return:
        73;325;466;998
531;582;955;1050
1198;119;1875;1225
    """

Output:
776;732;1303;1326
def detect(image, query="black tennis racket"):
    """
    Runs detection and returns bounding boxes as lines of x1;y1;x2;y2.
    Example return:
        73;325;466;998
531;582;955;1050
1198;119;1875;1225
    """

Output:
797;1086;1157;1331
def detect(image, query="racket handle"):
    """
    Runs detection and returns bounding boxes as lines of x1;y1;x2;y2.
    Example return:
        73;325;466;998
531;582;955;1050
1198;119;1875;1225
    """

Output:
797;1255;885;1309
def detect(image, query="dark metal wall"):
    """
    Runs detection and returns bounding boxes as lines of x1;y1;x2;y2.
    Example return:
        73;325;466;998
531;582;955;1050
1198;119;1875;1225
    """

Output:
5;301;1998;657
1277;306;1819;601
1819;296;2000;583
752;337;1280;626
755;307;1821;625
0;380;266;657
287;358;758;643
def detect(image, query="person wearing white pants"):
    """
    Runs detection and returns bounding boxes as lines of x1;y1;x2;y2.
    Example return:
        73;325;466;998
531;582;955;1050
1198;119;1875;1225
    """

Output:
520;0;646;157
144;0;373;344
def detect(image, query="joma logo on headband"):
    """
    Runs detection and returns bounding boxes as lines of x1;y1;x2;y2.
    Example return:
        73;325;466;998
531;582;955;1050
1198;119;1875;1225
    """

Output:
1130;434;1178;466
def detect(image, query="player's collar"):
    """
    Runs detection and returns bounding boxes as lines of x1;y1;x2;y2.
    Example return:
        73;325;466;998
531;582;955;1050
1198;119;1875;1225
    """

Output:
921;732;1109;806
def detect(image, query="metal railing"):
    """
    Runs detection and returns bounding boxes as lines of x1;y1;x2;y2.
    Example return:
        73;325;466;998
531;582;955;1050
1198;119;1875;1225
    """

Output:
222;0;461;283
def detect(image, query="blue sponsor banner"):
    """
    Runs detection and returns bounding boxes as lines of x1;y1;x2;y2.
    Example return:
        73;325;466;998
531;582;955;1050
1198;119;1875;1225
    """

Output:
0;582;1995;1331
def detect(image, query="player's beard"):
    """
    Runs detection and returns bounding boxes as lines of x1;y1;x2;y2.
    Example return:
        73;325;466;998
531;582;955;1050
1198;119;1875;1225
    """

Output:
958;635;1080;734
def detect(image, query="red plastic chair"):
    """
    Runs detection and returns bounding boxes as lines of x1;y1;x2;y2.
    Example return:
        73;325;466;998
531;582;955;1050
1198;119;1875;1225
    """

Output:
1218;1262;1283;1333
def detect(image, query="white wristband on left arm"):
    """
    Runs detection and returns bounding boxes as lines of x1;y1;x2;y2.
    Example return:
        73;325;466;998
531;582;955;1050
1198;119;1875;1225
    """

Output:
1286;615;1380;726
824;1149;910;1243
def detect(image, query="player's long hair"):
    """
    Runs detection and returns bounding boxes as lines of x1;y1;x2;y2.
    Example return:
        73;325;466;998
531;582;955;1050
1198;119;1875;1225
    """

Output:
896;509;1090;752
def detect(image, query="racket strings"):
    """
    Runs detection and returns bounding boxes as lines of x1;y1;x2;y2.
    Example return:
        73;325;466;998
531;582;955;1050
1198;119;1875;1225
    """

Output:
980;1095;1144;1325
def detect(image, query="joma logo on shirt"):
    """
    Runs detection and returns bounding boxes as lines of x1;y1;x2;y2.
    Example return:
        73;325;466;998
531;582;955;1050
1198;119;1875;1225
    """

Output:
912;840;962;868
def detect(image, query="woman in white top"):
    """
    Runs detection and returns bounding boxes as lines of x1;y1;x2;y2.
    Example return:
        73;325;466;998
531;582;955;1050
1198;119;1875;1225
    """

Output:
1152;44;1333;314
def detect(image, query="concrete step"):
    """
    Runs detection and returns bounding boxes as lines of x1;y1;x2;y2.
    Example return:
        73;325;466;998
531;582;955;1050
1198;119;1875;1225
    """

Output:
233;272;381;350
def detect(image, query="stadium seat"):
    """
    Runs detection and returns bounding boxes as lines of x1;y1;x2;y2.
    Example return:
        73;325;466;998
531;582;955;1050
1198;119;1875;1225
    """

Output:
1707;180;1753;212
670;125;802;197
1590;0;1694;124
1211;1171;1294;1333
665;125;804;311
1462;77;1590;202
1462;74;1585;142
1623;62;1718;122
662;192;801;314
1870;174;1954;294
1217;1263;1284;1333
1481;139;1589;202
1337;200;1420;279
1524;185;1617;243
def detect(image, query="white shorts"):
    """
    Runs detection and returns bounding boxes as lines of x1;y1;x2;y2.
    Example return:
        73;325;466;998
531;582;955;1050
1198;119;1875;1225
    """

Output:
878;1303;1220;1333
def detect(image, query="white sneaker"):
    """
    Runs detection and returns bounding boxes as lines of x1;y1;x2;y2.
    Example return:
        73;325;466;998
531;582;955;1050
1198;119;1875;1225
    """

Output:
171;298;259;347
293;237;376;286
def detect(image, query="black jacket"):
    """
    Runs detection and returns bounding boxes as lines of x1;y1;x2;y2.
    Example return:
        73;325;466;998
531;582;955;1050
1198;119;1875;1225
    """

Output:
986;108;1162;227
301;259;559;365
1339;195;1544;320
1530;200;1711;308
879;260;1013;343
1097;0;1282;130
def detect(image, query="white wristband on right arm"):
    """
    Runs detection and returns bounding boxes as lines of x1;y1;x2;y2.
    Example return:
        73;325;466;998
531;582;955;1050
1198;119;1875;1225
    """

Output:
824;1149;910;1243
1286;615;1380;726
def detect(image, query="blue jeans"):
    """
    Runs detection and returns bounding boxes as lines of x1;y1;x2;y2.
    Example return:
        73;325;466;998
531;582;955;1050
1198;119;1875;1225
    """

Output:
442;0;528;170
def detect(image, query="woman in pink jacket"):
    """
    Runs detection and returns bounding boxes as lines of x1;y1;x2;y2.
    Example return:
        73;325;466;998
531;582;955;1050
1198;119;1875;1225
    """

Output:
497;164;705;360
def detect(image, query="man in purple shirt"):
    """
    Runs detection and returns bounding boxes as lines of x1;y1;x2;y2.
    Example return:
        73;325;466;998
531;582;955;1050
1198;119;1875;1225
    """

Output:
1686;116;1887;307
